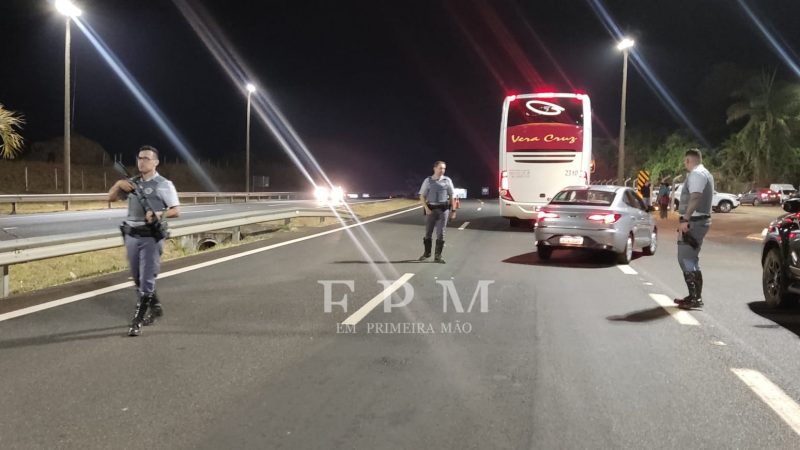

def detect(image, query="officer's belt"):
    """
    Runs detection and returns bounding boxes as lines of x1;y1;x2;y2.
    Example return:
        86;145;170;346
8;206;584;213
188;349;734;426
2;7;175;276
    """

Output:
689;215;710;221
120;223;155;237
426;203;450;211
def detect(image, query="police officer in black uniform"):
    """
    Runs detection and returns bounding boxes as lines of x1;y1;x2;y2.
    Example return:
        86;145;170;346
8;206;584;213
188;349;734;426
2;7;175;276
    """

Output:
109;145;180;336
418;161;457;263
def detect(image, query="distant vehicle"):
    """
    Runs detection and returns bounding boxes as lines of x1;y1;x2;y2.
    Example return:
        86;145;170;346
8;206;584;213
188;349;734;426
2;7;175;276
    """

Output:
672;183;741;213
453;188;468;199
534;185;657;264
769;183;797;203
739;188;780;206
761;199;800;307
314;185;345;205
498;92;593;226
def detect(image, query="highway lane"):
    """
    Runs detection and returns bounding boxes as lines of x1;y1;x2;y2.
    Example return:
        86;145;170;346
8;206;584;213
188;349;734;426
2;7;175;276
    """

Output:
0;199;384;241
1;200;800;448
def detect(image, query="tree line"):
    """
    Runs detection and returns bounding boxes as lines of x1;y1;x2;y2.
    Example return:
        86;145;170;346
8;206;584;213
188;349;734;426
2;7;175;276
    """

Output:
593;68;800;193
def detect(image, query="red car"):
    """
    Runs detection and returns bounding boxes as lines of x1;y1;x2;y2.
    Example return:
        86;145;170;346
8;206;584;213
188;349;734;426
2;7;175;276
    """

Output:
740;188;781;206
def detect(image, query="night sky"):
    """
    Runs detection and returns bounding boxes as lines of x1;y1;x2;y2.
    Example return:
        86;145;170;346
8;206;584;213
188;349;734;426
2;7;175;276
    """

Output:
2;0;799;194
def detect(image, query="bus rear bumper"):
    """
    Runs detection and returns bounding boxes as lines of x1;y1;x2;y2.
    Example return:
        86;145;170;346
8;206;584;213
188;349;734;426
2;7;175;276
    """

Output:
499;199;547;220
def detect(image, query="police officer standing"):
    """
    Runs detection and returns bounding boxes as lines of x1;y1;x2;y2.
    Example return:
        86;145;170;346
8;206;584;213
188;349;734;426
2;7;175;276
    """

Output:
674;149;714;310
109;145;180;336
418;161;456;263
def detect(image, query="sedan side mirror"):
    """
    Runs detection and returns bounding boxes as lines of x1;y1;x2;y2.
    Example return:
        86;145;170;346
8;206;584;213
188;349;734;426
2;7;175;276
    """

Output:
783;198;800;213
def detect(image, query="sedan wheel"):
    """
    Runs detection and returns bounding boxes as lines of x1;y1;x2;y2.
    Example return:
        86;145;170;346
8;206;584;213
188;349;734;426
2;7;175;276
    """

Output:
537;244;553;261
754;198;760;206
616;234;634;264
762;247;797;308
718;201;732;213
643;229;657;255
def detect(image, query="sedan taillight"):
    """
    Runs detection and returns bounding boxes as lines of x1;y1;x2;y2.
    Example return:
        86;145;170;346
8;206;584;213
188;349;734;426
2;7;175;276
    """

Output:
587;213;621;224
538;211;559;222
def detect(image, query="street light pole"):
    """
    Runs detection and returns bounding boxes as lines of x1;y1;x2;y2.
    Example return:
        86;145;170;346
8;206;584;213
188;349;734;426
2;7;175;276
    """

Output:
64;16;71;198
56;0;82;201
245;83;256;193
616;38;634;185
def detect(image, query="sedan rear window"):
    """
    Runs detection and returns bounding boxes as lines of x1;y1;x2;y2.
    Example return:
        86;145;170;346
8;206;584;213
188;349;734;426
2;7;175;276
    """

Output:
551;189;616;206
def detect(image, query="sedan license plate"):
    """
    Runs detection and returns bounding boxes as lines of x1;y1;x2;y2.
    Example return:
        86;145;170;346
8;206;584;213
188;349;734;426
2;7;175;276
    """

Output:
559;236;584;245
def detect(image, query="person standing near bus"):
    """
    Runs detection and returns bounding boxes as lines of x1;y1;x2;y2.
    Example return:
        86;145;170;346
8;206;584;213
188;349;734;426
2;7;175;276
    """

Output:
657;180;671;219
641;181;652;211
418;161;456;263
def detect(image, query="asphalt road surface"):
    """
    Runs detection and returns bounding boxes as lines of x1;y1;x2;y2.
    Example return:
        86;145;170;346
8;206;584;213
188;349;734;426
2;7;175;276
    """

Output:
0;199;381;241
1;200;800;449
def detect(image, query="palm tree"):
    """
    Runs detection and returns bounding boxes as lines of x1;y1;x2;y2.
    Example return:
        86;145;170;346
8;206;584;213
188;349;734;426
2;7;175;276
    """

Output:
726;71;800;184
0;104;25;159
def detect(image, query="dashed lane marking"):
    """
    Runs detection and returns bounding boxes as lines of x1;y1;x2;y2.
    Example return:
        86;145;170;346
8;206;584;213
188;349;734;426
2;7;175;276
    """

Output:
648;293;701;326
341;273;415;326
732;368;800;437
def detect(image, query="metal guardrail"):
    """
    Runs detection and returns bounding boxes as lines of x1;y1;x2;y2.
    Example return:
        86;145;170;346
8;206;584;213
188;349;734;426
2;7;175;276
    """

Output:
0;206;349;298
0;191;305;214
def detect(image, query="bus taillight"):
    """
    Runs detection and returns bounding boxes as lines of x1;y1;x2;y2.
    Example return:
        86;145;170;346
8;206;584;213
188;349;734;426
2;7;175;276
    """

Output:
500;170;514;201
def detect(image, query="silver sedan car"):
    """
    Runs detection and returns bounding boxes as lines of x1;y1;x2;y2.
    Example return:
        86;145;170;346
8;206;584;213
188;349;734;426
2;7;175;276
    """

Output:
534;185;657;263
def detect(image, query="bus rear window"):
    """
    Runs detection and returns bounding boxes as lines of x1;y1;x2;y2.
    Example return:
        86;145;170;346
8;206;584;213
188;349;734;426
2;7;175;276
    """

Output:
507;98;583;127
551;189;615;206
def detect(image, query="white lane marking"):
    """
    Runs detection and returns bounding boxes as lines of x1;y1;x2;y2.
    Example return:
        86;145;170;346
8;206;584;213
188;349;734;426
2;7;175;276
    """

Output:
3;227;17;230
732;368;800;437
712;341;727;346
0;207;420;323
458;222;470;230
341;273;415;326
648;294;700;326
747;234;764;241
617;265;638;275
477;207;482;211
182;209;222;214
0;281;135;322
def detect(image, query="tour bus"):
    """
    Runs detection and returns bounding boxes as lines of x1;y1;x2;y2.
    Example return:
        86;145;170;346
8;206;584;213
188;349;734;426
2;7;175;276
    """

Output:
498;92;593;225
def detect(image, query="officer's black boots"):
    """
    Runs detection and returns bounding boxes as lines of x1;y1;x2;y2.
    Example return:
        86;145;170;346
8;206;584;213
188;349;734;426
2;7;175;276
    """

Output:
674;272;695;304
675;271;704;309
419;238;432;261
434;239;445;264
128;293;153;337
143;292;163;326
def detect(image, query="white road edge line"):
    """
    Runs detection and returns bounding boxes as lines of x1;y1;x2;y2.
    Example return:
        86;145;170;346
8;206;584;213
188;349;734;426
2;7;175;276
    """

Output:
0;206;421;323
732;368;800;437
458;222;470;230
648;293;700;326
342;273;415;326
617;265;638;275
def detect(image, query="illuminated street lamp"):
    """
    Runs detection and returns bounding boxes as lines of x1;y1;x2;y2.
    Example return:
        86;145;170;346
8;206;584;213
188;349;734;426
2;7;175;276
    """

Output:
245;83;256;192
616;37;634;185
55;0;82;201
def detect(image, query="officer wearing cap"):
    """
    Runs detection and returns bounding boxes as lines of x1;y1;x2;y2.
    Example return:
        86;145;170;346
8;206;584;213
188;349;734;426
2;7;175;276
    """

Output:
109;145;180;336
674;148;714;310
418;160;456;263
